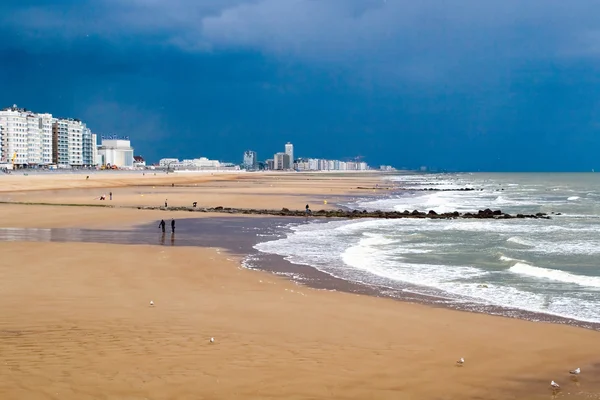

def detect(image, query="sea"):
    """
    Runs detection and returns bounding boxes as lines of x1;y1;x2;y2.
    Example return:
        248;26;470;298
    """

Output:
251;173;600;325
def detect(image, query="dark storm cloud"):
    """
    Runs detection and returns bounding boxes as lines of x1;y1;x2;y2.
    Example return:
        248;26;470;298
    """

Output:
1;0;600;170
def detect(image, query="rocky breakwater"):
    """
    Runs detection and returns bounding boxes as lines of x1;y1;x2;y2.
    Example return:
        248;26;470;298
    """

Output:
137;205;550;220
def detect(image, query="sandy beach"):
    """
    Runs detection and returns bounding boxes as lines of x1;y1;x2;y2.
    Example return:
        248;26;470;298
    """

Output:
0;171;599;400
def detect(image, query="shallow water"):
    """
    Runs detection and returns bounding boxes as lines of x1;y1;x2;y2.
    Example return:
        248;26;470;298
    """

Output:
253;173;600;324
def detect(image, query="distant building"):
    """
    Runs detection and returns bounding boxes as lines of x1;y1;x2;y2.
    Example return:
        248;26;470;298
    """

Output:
133;156;146;168
82;127;94;166
243;150;257;170
284;142;294;169
0;105;53;166
97;138;134;168
159;158;179;168
91;133;98;166
274;152;290;170
266;159;274;170
52;118;95;167
158;157;221;170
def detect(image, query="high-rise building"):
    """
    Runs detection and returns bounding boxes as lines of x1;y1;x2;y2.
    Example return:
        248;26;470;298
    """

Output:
52;118;99;167
52;118;88;166
243;150;257;170
274;152;290;170
0;105;53;166
0;124;4;162
91;133;98;166
82;127;94;166
284;142;294;169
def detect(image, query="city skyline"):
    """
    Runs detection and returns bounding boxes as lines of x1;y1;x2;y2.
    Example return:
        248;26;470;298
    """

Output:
0;103;376;172
0;104;139;169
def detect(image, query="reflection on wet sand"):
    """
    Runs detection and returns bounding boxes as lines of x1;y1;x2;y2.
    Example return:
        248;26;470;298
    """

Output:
0;217;284;253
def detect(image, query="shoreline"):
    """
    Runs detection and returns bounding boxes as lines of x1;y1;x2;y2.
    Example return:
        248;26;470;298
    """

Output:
2;216;598;331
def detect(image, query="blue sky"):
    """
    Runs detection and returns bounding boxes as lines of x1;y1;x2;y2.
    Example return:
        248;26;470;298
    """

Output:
1;0;600;170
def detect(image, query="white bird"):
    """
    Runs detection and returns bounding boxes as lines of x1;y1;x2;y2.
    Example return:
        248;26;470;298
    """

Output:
550;380;560;389
456;357;465;365
209;337;215;343
569;367;581;375
150;300;154;306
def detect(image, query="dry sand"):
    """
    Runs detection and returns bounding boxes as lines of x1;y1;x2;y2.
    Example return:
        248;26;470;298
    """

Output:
0;171;385;210
0;172;599;400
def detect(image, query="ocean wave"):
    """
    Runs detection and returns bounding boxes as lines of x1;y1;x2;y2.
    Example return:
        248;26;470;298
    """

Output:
251;174;600;325
506;236;535;247
509;262;600;288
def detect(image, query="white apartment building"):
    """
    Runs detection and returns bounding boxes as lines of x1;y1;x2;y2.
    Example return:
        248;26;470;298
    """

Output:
284;142;294;169
159;157;220;170
293;158;369;171
91;133;99;166
0;124;3;162
159;158;179;168
0;106;53;166
52;118;88;167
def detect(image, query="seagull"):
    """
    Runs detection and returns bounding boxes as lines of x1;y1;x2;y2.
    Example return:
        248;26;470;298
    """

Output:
569;367;581;375
456;357;465;366
209;337;215;343
550;381;560;389
150;300;154;306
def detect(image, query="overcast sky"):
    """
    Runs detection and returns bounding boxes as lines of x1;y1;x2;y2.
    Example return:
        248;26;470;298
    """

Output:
1;0;600;170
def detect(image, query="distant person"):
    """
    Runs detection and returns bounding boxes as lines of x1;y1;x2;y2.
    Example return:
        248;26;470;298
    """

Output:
192;201;197;207
305;204;311;215
100;194;106;200
158;219;166;233
171;219;175;233
164;199;168;208
109;191;113;200
86;175;89;180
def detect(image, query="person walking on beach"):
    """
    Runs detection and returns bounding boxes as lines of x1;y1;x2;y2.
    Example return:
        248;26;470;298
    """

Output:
164;199;168;208
171;219;175;233
109;191;113;200
158;219;166;233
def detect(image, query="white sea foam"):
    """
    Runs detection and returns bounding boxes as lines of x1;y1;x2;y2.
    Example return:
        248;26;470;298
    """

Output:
509;262;600;288
568;196;581;201
252;173;600;324
506;236;535;247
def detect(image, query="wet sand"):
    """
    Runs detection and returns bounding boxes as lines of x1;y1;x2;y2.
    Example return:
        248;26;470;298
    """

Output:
3;216;599;332
0;172;599;400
